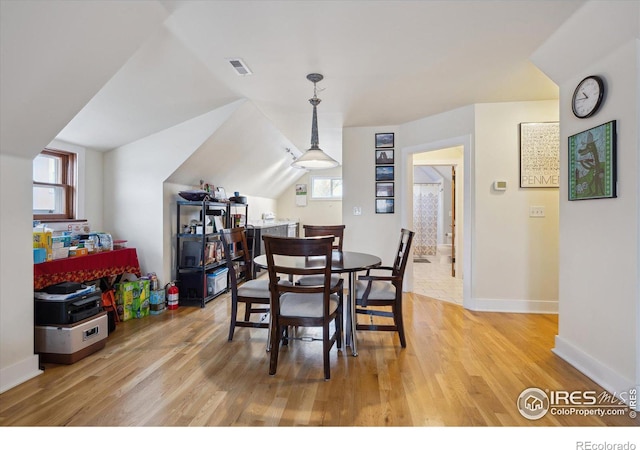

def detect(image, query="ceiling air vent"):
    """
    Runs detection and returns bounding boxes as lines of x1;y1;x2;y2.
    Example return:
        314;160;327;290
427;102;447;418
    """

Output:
228;58;252;76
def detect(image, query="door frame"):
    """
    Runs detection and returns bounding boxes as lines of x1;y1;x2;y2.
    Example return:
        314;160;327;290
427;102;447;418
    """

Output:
400;135;473;310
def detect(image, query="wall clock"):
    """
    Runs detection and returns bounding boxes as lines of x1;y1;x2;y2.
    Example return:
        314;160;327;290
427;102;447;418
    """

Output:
572;75;605;119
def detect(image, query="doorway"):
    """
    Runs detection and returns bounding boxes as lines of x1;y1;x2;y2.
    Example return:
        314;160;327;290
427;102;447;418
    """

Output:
411;148;463;304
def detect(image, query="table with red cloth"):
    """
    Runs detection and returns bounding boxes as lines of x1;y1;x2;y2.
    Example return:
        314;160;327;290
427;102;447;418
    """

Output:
34;248;141;290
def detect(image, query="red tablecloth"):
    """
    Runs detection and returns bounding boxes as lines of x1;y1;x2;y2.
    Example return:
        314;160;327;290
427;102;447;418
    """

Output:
34;248;141;290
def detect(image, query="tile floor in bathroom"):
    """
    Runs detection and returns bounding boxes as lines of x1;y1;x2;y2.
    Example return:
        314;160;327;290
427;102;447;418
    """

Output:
413;253;463;305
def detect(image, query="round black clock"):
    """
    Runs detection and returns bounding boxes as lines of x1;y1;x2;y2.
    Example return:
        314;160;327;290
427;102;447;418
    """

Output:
572;75;604;118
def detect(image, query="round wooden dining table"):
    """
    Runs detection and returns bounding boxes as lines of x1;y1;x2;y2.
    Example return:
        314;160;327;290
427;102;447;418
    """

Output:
253;250;381;356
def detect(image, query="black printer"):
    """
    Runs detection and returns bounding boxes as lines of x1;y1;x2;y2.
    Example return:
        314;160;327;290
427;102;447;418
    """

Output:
35;283;102;326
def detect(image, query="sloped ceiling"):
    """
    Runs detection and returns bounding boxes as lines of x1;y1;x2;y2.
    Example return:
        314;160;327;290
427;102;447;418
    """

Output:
0;0;170;157
1;0;588;196
167;101;304;198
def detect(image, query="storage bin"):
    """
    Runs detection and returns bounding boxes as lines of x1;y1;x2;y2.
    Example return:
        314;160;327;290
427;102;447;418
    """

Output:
207;268;228;296
35;311;108;364
149;289;166;315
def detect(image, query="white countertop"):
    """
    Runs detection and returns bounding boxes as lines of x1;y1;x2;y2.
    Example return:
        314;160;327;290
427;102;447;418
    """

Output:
247;219;298;229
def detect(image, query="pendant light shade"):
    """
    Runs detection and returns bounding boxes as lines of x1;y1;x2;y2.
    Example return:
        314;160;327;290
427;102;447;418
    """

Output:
291;73;339;170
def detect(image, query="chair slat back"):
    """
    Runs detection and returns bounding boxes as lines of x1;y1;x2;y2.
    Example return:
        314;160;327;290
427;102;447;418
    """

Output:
263;236;334;313
220;227;254;288
392;228;415;278
303;225;346;251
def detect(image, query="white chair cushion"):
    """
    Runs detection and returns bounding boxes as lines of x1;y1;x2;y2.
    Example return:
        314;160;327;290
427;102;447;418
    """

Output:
356;280;396;300
279;293;339;318
297;274;342;287
238;278;291;298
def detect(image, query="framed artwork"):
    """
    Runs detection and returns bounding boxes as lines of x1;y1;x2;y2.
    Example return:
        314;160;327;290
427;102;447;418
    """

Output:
376;182;394;197
568;120;617;201
295;183;307;206
375;133;394;148
375;149;394;165
519;122;560;188
376;198;394;214
375;165;394;181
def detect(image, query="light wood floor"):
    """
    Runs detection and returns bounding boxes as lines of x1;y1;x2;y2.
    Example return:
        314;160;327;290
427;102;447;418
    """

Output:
1;291;638;428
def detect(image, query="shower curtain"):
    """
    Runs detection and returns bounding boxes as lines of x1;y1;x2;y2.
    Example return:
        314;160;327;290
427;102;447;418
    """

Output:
413;183;439;259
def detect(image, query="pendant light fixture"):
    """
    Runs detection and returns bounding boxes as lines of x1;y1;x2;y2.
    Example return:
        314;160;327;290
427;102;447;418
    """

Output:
291;73;340;170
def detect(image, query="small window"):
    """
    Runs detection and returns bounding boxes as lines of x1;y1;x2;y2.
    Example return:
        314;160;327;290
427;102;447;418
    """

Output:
33;149;76;220
311;176;342;200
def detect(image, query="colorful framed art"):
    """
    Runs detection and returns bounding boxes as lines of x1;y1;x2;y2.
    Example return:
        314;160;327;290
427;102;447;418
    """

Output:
568;120;617;201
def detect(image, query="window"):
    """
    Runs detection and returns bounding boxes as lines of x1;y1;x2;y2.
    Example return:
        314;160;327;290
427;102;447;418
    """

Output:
311;176;342;200
33;149;76;220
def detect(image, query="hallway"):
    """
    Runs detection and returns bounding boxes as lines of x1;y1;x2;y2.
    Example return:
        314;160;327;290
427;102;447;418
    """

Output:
413;254;462;305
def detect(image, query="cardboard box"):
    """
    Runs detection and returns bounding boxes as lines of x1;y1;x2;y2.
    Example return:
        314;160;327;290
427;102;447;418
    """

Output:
115;279;150;321
33;248;47;264
133;287;150;319
33;231;53;261
69;247;88;257
52;247;70;259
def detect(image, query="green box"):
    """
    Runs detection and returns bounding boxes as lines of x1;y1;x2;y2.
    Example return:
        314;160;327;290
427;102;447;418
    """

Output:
115;280;150;321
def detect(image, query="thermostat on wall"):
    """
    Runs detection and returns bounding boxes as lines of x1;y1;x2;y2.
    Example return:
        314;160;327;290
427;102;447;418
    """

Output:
493;180;507;191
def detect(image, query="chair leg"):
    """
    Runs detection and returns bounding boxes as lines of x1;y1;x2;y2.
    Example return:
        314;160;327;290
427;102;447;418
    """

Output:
269;322;281;376
394;302;406;348
244;302;252;321
336;296;343;349
266;318;272;352
228;297;239;341
323;324;330;380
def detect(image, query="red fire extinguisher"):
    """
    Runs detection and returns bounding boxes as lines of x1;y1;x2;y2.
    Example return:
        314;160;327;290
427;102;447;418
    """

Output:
166;282;179;310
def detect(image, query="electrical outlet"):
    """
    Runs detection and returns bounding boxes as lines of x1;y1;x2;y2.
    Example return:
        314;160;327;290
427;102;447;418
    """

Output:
529;206;545;217
353;206;362;216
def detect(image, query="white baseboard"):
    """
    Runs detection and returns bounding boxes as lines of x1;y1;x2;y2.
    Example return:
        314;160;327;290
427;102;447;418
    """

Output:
0;355;42;394
553;335;638;411
467;297;558;314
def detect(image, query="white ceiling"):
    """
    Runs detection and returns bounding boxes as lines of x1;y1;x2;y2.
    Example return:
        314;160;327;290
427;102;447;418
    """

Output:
50;0;586;163
0;0;587;197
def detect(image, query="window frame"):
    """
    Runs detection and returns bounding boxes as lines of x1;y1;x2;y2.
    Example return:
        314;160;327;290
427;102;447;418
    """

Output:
33;149;76;221
310;176;343;200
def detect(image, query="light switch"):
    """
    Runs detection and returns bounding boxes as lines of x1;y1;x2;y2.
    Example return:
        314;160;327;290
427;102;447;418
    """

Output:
529;206;545;217
493;180;507;191
353;207;362;216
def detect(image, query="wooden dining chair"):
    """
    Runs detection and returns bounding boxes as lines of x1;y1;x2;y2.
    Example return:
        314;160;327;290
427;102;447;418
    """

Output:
263;235;343;380
302;224;345;251
355;228;415;347
298;224;346;288
220;227;283;342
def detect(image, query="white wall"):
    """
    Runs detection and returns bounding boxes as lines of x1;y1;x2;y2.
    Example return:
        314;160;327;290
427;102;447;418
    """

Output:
105;102;244;287
343;101;560;313
343;126;401;264
246;196;278;223
276;166;343;228
532;1;639;401
473;101;559;311
0;154;41;392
